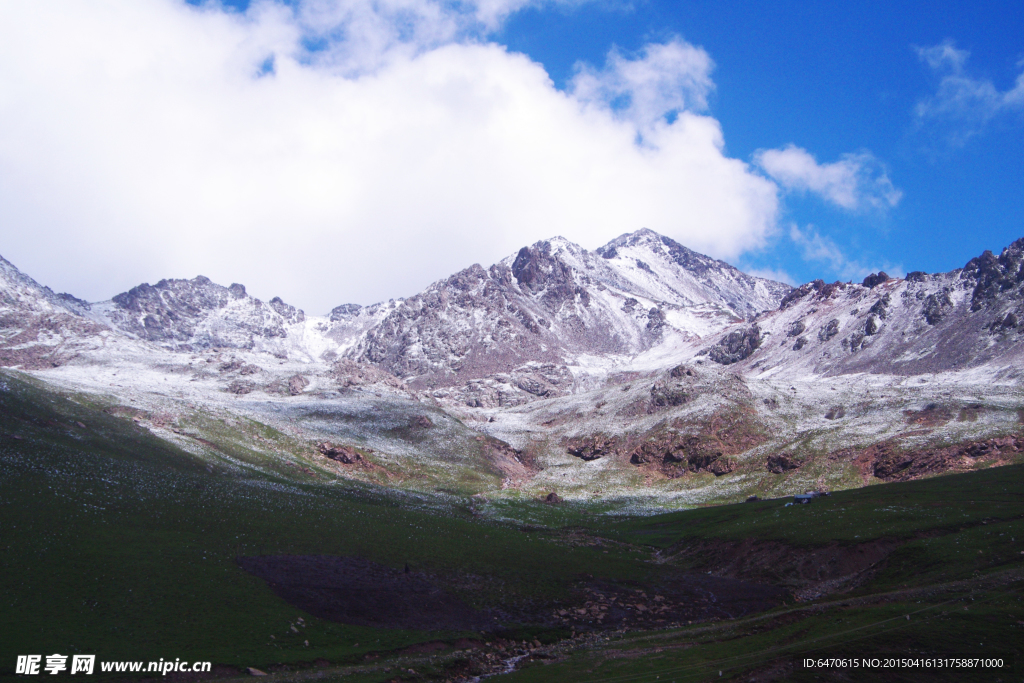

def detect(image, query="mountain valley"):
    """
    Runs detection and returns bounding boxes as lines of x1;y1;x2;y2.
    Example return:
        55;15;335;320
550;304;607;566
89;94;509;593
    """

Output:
2;229;1023;507
4;229;1024;681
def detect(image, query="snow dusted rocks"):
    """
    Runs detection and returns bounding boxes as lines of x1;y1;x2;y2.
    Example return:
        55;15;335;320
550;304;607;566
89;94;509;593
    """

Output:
100;277;304;351
346;230;791;395
3;230;1024;504
702;236;1024;379
0;254;109;368
0;229;793;389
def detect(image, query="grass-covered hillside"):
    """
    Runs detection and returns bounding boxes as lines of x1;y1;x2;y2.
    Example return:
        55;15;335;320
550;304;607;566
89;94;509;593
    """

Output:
1;369;1022;682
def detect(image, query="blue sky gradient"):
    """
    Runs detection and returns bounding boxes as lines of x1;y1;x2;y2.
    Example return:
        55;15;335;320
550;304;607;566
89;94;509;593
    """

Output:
496;0;1024;281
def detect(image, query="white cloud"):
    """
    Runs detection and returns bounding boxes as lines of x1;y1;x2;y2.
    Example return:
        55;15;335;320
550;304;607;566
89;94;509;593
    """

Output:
741;266;796;286
915;40;1024;144
754;145;901;211
789;224;902;282
0;0;778;313
570;39;715;134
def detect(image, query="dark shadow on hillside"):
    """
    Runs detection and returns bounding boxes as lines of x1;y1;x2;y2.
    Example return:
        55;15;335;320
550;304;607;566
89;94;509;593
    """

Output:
237;555;493;631
238;554;789;633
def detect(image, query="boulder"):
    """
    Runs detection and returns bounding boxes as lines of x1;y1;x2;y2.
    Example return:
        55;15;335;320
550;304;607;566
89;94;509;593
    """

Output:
318;442;361;464
288;374;309;395
709;324;761;365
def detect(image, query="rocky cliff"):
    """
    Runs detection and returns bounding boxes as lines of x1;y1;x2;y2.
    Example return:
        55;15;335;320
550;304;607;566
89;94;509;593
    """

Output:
698;238;1024;378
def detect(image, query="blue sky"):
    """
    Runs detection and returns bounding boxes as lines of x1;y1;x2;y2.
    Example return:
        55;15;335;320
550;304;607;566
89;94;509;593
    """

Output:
0;0;1021;310
496;0;1024;283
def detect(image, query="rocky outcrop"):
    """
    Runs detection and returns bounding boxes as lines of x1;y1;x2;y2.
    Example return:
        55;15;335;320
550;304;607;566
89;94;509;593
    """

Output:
649;381;689;409
566;435;618;461
226;380;255;395
288;375;309;395
330;359;406;391
828;433;1024;482
963;239;1024;312
721;236;1024;378
709;325;761;365
102;276;303;350
766;453;801;474
862;272;890;289
318;442;362;464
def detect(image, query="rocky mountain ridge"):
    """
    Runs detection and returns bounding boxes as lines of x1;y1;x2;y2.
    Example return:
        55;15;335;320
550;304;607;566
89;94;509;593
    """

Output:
5;231;1024;389
343;230;791;394
697;237;1024;379
0;229;793;401
3;230;1023;506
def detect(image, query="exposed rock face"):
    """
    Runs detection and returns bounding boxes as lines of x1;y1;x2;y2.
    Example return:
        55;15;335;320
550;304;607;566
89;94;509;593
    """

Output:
862;272;890;289
567;406;765;478
699;236;1024;377
0;255;110;369
922;291;952;325
101;276;304;350
709;325;761;365
766;453;801;474
227;380;255;395
269;297;305;324
346;230;790;389
649;381;689;408
818;319;840;342
318;442;362;464
288;374;309;395
330;359;406;391
565;435;618;461
328;303;362;321
834;433;1024;482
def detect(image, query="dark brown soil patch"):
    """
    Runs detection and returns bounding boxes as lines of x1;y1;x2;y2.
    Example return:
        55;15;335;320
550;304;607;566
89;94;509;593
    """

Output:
237;555;491;630
662;537;904;600
547;573;788;629
238;554;788;635
830;433;1024;482
902;403;953;427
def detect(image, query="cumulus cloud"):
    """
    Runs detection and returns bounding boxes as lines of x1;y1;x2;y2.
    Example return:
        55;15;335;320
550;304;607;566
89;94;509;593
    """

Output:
915;40;1024;144
570;39;715;134
789;225;902;282
754;145;901;211
740;266;796;287
0;0;778;313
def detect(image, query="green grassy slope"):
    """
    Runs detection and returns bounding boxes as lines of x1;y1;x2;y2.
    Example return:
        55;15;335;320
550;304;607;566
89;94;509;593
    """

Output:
2;369;1023;682
0;371;663;678
503;461;1024;681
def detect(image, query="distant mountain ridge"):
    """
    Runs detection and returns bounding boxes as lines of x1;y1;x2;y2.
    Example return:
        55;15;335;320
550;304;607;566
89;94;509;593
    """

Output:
698;237;1024;378
3;229;1024;390
342;230;791;390
4;230;1024;503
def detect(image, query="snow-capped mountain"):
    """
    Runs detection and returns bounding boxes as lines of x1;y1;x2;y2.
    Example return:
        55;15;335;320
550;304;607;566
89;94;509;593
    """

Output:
343;229;792;392
698;238;1024;379
90;277;306;351
2;229;1023;504
5;228;785;393
0;254;111;368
